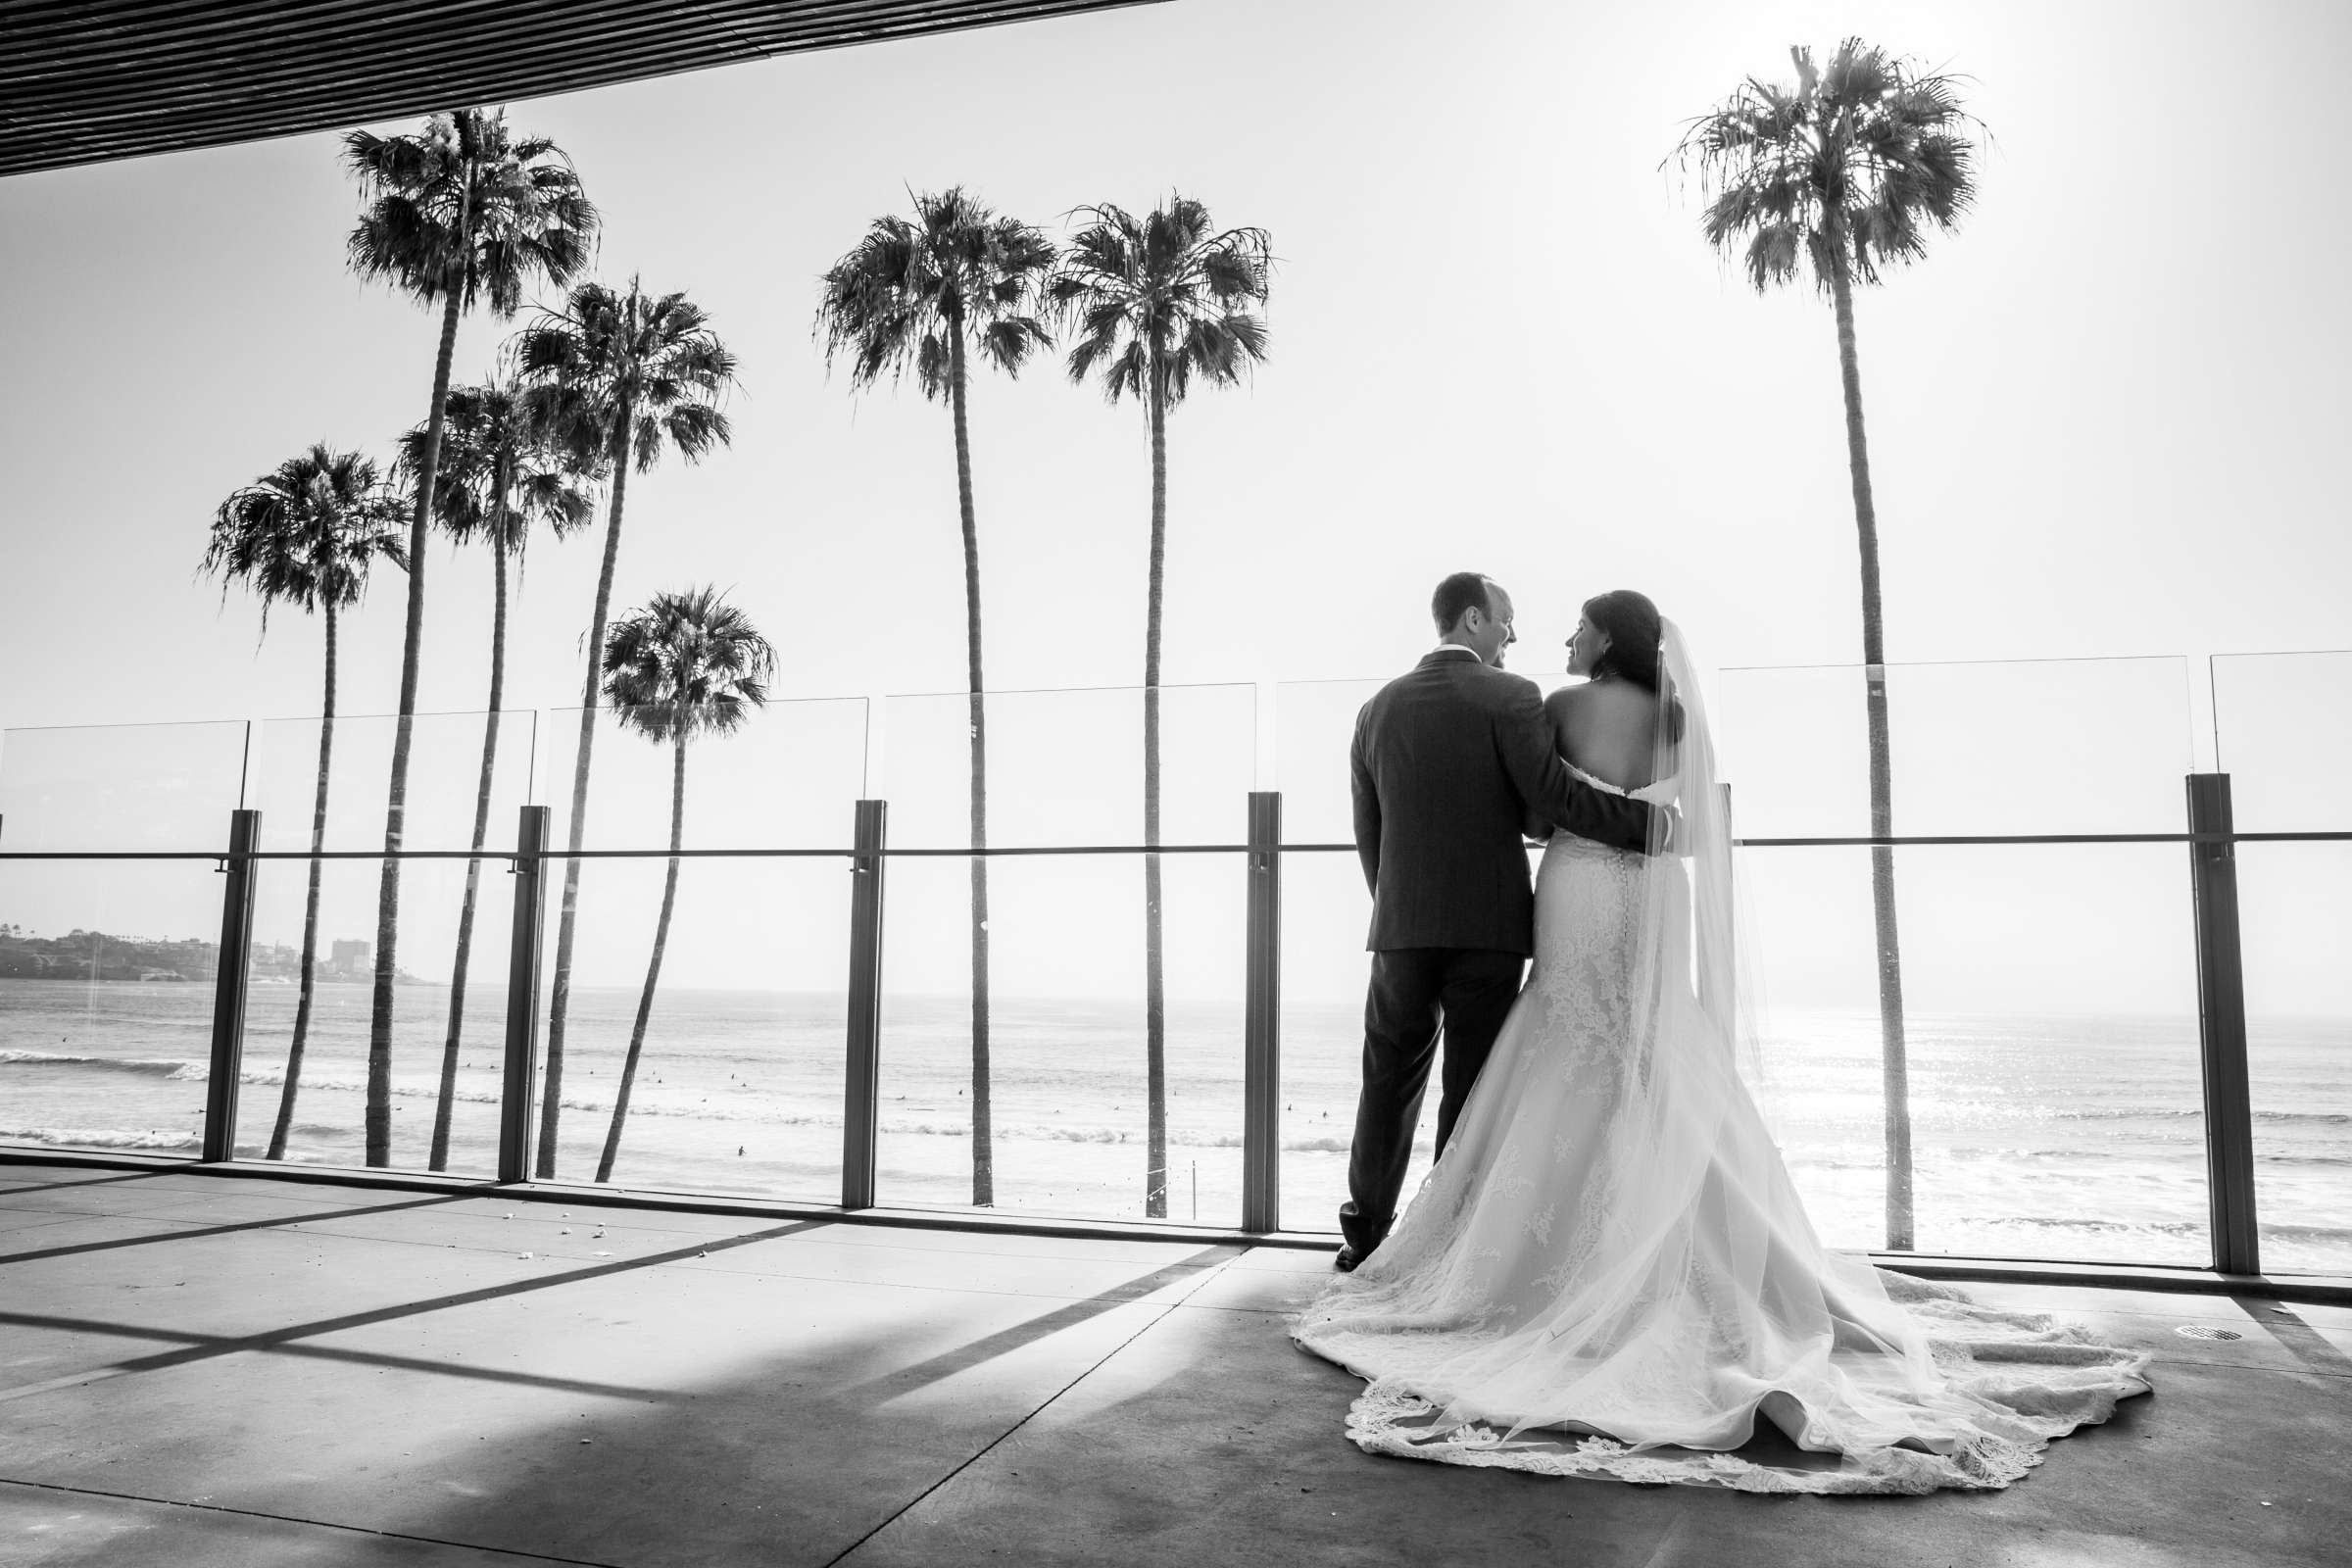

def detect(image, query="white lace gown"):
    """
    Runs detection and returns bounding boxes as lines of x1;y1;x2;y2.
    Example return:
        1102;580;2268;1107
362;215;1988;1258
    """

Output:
1293;760;2155;1494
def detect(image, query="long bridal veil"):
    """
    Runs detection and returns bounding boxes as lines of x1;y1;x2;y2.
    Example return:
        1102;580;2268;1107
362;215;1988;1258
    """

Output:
1293;620;2152;1494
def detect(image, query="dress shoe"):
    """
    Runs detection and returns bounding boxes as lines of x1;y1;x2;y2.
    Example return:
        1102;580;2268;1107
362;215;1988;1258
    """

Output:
1334;1245;1364;1273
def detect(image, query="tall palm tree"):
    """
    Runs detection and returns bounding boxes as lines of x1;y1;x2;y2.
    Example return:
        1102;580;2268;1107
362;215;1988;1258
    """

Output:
1675;39;1978;1249
514;277;737;1179
200;445;407;1160
394;377;596;1171
815;187;1055;1207
343;107;598;1168
591;587;773;1183
1049;196;1270;1217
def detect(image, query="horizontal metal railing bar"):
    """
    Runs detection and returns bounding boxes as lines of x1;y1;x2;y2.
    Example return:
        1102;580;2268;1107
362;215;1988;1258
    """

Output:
0;845;1246;860
1287;834;2352;850
7;832;2352;863
1739;833;2222;847
879;844;1248;857
1732;831;2352;847
0;848;854;861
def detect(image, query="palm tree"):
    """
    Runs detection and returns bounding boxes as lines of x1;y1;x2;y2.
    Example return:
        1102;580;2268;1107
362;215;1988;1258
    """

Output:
200;445;407;1160
1674;40;1978;1250
394;377;596;1171
514;277;737;1179
591;587;773;1183
815;187;1055;1207
343;107;598;1168
1049;196;1270;1217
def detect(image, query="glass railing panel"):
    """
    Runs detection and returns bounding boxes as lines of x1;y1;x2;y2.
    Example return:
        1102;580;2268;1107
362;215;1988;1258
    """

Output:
1715;657;2193;838
1275;847;1379;1232
235;709;542;1171
2212;650;2352;831
874;848;1246;1224
0;718;252;851
237;852;503;1171
1740;842;2207;1264
0;858;223;1159
2233;852;2352;1275
1267;677;1387;1230
2213;653;2351;1273
1271;678;1385;846
527;854;848;1201
876;683;1258;848
538;698;870;851
524;696;868;1197
246;709;540;854
1275;659;2194;845
867;684;1256;1222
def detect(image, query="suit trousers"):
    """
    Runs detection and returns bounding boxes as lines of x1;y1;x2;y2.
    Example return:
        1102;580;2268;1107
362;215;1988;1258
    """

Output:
1338;946;1527;1257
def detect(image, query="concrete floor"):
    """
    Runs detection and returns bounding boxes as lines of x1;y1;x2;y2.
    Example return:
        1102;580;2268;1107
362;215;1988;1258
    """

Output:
0;1162;2346;1568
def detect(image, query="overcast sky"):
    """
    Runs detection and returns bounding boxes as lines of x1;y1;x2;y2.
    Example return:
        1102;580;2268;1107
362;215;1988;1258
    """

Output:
2;0;2348;1009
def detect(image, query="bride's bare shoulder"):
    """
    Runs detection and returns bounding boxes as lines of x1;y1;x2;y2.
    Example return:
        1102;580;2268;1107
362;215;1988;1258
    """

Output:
1543;683;1590;719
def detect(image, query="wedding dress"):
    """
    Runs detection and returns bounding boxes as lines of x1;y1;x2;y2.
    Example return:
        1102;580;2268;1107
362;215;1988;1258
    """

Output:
1292;623;2152;1494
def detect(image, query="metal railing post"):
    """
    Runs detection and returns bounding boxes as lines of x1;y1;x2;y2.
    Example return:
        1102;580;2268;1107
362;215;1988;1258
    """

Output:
203;808;261;1162
1242;791;1283;1234
499;805;551;1185
843;800;888;1210
2187;773;2260;1275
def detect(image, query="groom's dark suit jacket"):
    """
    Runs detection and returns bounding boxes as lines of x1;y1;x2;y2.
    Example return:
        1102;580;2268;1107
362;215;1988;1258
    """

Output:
1351;650;1654;956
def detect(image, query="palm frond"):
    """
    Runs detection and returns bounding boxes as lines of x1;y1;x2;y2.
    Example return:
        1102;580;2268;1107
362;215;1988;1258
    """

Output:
201;443;407;631
397;375;598;555
514;275;739;480
343;107;600;317
600;585;775;746
1048;192;1274;416
814;188;1058;404
1671;37;1981;297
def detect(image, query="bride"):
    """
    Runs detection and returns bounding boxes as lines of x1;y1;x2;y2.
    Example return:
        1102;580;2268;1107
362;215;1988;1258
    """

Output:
1292;590;2153;1494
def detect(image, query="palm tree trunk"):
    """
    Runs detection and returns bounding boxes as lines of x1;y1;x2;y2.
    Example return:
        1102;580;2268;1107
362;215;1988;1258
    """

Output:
367;287;462;1167
430;513;509;1170
1830;249;1914;1250
597;732;684;1183
267;600;337;1160
948;323;993;1207
1142;378;1169;1219
540;416;633;1179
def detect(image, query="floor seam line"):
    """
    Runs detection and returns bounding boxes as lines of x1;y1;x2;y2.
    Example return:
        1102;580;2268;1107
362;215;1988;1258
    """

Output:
2157;1354;2352;1382
0;1476;631;1566
818;1252;1246;1567
44;1217;1238;1296
13;1230;1227;1308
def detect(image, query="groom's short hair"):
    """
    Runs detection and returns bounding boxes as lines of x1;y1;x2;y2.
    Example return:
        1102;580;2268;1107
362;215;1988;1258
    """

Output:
1431;572;1495;632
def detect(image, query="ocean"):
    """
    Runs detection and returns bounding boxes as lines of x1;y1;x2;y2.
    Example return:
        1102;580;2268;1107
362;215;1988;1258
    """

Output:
2;978;2344;1274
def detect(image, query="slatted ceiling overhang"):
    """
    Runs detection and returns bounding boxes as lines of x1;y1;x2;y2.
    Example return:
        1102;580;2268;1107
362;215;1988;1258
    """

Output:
0;0;1165;178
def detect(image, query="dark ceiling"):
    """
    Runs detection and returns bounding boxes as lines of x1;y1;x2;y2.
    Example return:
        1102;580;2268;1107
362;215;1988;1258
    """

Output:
1;0;1163;178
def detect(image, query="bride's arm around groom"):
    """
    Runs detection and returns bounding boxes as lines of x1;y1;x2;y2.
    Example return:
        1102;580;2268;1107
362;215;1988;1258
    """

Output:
1350;631;1660;951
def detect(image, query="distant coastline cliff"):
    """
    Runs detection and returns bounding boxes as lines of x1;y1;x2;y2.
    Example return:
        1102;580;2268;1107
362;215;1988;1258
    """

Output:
0;925;413;983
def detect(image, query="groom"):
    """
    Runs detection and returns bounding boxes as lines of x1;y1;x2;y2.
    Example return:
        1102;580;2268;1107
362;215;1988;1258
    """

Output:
1335;572;1666;1271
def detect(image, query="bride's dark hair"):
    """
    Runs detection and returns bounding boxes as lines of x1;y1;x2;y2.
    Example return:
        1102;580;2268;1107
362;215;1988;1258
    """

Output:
1583;589;1686;745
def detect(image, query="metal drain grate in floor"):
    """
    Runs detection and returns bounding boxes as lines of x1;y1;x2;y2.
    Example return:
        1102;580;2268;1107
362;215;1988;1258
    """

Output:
2175;1324;2245;1341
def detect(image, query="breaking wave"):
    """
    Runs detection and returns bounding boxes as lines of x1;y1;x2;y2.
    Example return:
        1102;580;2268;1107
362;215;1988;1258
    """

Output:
0;1125;202;1152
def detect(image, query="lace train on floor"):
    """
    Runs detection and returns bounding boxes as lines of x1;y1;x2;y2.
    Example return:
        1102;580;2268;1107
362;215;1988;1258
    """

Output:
1305;1267;2151;1495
